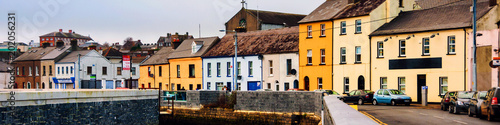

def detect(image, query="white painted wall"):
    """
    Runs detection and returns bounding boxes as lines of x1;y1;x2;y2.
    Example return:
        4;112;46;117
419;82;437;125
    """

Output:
202;56;262;91
0;72;10;89
262;53;300;91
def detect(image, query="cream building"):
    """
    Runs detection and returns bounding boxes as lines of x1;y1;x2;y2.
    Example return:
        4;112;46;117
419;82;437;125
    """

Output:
369;0;495;102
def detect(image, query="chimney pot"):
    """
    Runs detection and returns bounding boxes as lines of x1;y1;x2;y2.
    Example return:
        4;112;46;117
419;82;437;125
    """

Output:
59;29;63;32
68;30;72;33
490;0;497;6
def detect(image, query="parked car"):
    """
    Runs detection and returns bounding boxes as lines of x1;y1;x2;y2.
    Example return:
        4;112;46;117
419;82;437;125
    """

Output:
440;91;457;111
339;90;374;105
468;91;487;118
256;89;273;91
373;89;411;106
314;89;340;96
447;91;474;114
287;88;307;91
479;87;500;121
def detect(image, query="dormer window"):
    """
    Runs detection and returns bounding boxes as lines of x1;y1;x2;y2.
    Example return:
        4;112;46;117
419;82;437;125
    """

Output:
191;41;203;54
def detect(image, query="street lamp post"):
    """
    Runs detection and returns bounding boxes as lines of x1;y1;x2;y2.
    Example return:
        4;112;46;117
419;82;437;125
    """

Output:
220;30;238;91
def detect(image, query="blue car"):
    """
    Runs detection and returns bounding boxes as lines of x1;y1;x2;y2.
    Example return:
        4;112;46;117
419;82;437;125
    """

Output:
373;89;412;106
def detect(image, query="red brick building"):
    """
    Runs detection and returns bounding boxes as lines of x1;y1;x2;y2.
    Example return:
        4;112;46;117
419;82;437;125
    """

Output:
39;29;92;47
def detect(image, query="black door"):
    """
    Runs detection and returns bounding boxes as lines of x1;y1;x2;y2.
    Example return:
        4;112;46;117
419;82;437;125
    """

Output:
304;76;310;91
358;76;365;90
417;75;426;104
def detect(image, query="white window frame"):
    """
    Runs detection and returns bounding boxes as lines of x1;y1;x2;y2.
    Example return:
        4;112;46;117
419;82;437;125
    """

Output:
307;25;312;37
35;66;39;76
377;41;384;58
448;36;456;54
355;46;361;63
380;77;387;89
398;77;406;93
399;40;406;57
318;77;323;89
307;50;312;65
440;77;448;95
422;38;430;55
237;62;241;76
355;19;362;33
248;61;253;77
29;67;32;76
320;49;326;64
340;21;346;35
320;24;326;36
217;62;221;77
207;63;212;77
344;77;349;93
340;47;346;63
227;62;231;77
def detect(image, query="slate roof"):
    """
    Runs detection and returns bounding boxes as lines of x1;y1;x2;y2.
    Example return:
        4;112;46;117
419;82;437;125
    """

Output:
415;0;490;9
141;47;175;66
0;61;12;72
370;0;493;36
40;32;92;39
102;48;123;58
132;56;147;64
57;50;93;63
168;37;220;59
299;0;386;23
14;47;56;61
245;9;306;26
40;46;71;60
203;26;299;57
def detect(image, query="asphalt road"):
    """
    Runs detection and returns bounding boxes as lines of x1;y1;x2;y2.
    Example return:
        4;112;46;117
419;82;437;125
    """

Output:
357;104;500;125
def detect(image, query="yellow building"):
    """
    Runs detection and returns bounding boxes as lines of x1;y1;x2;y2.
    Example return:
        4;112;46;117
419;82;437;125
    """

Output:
298;0;415;92
139;47;174;90
369;1;493;102
167;37;220;90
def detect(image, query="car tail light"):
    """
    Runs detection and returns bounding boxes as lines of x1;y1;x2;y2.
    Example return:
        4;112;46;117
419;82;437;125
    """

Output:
445;97;450;103
493;97;498;105
366;95;370;98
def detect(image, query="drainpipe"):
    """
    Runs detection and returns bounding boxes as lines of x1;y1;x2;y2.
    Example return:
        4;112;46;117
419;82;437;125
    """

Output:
463;28;467;91
331;19;335;91
369;35;372;91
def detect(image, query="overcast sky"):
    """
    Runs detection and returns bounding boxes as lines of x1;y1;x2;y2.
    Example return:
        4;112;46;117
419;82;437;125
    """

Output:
0;0;324;45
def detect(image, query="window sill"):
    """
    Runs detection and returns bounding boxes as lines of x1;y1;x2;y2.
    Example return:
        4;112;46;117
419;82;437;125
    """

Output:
398;56;406;58
217;76;221;77
376;57;384;59
177;77;181;78
339;33;346;36
447;53;456;55
227;76;231;77
319;63;326;65
339;62;346;65
248;76;253;77
355;32;362;34
306;37;313;39
189;76;195;78
306;64;313;66
319;35;326;38
354;62;362;64
421;54;430;56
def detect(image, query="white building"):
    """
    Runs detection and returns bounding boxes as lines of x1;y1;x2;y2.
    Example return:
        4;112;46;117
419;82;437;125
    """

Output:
0;62;12;89
101;48;140;89
203;56;262;91
262;53;299;91
202;26;299;91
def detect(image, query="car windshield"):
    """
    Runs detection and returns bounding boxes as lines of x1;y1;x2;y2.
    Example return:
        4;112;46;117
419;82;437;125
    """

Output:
458;91;474;99
364;90;374;94
331;91;339;95
389;90;405;95
478;92;487;98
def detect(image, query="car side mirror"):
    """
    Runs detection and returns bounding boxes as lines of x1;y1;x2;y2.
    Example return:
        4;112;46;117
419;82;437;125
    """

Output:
346;93;350;96
439;95;444;98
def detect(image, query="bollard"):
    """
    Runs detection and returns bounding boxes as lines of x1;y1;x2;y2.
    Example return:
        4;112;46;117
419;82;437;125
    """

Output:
422;86;428;106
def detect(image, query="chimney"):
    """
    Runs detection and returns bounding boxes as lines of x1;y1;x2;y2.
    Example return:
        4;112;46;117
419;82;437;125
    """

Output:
186;32;189;36
490;0;497;6
167;33;171;37
68;30;72;33
59;29;63;32
70;39;78;51
42;43;50;48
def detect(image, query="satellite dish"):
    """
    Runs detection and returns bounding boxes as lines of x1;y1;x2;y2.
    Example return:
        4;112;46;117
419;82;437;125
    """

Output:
291;69;297;75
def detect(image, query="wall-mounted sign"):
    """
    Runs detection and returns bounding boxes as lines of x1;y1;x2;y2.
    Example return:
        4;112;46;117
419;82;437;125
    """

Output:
52;77;75;84
123;55;131;70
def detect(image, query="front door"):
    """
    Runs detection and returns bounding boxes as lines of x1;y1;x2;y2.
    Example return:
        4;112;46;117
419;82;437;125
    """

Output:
417;75;427;104
304;76;310;91
358;76;365;90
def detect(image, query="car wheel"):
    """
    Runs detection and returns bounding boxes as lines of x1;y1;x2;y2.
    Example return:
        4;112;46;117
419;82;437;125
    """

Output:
358;99;364;105
487;109;493;121
468;108;473;117
391;100;396;106
453;105;458;114
449;105;453;113
373;100;378;105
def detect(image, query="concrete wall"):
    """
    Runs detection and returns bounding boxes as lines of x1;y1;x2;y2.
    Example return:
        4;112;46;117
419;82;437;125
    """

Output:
323;96;377;125
0;72;11;89
0;89;158;124
235;91;323;116
262;53;300;91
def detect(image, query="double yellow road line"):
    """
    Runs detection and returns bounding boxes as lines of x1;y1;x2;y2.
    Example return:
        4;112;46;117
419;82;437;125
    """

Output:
359;111;388;125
